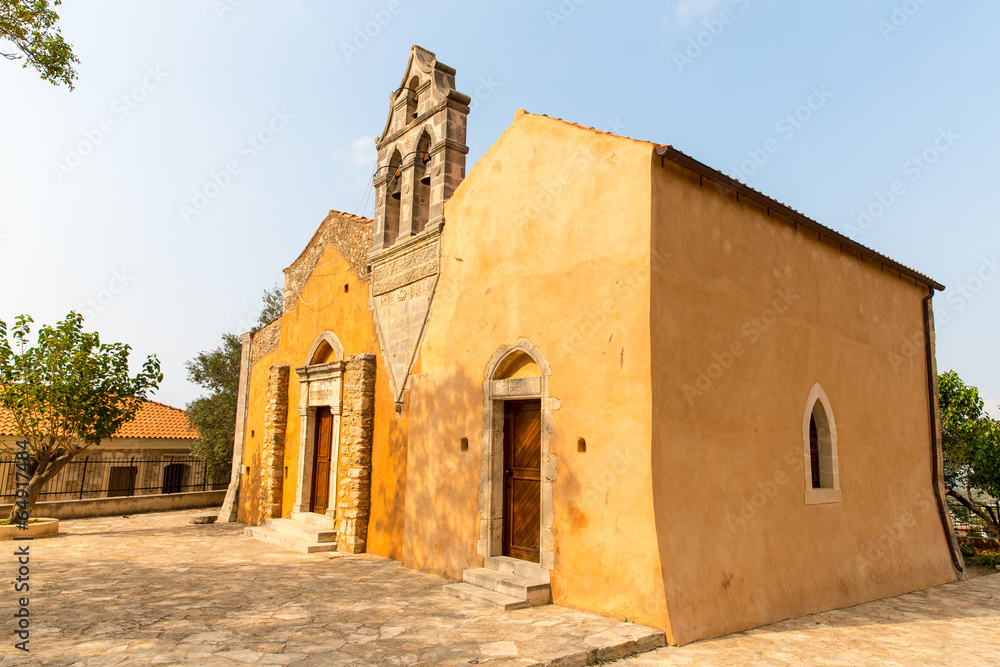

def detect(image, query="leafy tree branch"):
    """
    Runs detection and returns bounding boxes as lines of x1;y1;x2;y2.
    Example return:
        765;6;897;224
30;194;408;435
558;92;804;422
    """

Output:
0;0;79;89
939;369;1000;537
0;312;161;523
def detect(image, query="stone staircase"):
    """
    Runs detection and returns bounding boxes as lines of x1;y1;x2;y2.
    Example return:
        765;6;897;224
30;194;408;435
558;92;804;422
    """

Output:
244;511;337;554
443;556;551;611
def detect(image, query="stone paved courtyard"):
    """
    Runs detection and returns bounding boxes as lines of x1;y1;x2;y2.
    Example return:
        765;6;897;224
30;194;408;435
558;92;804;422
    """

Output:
2;509;662;666
612;569;1000;666
1;508;997;666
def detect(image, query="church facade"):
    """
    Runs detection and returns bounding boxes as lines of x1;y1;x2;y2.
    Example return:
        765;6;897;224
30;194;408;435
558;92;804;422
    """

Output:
222;46;963;645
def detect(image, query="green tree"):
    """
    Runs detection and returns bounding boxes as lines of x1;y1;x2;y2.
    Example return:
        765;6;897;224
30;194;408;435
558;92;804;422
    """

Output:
186;284;282;481
0;312;161;524
258;283;283;326
938;370;1000;537
1;0;79;89
186;333;241;482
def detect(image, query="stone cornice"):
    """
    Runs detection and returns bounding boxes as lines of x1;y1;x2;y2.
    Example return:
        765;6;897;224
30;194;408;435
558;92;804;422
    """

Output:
294;361;345;382
377;98;470;150
367;223;442;266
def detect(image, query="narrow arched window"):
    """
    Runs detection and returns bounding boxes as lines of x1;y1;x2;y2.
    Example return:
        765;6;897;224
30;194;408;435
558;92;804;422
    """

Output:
809;413;821;488
803;384;841;504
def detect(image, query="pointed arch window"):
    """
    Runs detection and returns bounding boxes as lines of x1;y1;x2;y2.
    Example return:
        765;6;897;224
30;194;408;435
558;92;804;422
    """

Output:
802;384;842;504
809;413;821;488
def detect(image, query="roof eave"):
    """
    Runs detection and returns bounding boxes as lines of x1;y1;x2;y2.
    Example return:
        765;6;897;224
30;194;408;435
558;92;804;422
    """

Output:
655;145;945;293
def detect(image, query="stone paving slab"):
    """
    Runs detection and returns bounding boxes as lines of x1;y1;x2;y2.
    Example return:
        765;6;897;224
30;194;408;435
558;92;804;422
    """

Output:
0;509;663;666
611;572;1000;666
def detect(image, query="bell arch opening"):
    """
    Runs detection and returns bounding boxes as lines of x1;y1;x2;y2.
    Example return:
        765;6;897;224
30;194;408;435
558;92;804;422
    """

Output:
383;149;402;246
412;130;432;234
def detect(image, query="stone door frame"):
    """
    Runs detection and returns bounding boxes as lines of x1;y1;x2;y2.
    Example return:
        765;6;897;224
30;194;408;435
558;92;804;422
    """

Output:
293;332;346;527
478;338;556;577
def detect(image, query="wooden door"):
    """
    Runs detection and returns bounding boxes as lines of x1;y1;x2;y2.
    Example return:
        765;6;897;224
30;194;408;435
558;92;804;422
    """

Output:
502;400;541;563
310;406;334;514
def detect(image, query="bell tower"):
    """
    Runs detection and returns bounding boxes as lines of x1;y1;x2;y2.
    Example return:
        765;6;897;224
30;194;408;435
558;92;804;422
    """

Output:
369;46;471;405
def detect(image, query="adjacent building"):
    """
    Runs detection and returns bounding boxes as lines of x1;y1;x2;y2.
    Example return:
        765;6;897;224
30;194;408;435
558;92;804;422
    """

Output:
1;400;200;498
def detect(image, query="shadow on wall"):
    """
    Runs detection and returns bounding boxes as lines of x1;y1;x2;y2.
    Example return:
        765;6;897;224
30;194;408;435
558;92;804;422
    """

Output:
367;385;409;561
403;364;488;579
243;448;262;527
548;394;669;628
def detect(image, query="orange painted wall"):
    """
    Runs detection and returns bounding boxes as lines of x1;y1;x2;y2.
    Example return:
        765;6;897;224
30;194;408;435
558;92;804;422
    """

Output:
649;158;956;643
237;111;955;647
237;244;408;560
409;112;672;632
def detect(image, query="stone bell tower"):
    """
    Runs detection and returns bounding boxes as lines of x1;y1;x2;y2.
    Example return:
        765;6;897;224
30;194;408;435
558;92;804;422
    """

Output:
369;46;470;405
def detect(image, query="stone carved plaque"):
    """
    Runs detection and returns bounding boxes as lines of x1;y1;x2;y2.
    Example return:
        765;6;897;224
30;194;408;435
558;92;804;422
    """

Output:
371;238;440;297
371;270;438;401
491;377;542;398
308;377;342;406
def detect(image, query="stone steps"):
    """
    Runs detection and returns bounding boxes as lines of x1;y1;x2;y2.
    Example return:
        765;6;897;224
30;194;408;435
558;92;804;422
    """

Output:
266;518;336;543
244;516;337;554
443;561;551;611
484;555;550;583
442;582;530;611
465;568;552;604
290;511;335;529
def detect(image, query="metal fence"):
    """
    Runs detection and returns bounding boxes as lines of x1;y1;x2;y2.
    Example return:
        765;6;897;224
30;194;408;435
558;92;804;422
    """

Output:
948;498;999;539
0;455;227;502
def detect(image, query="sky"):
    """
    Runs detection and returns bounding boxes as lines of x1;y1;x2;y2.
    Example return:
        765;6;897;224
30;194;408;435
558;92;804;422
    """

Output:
1;0;998;416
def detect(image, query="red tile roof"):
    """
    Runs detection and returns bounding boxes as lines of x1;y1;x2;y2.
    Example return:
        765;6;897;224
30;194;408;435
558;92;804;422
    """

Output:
0;400;198;440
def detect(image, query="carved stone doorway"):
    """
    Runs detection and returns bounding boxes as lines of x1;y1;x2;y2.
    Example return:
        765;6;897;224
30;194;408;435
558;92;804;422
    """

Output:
478;339;556;577
294;332;345;528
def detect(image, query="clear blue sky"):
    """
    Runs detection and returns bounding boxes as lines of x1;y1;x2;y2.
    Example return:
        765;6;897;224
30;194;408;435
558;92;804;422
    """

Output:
1;1;997;416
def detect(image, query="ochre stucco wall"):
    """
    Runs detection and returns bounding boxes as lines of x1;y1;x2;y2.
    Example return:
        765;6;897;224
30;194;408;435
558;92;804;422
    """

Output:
409;112;673;634
649;157;956;643
237;111;955;647
237;244;408;560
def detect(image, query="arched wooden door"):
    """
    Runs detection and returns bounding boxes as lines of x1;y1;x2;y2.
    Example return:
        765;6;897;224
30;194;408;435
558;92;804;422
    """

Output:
502;399;542;563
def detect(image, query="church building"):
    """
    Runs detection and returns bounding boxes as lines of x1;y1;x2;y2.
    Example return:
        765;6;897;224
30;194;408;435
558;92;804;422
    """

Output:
221;46;963;645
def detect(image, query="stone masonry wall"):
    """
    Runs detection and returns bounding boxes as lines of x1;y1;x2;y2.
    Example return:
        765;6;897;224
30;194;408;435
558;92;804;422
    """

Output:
336;353;377;553
372;266;437;400
283;210;373;313
250;320;282;368
259;364;290;523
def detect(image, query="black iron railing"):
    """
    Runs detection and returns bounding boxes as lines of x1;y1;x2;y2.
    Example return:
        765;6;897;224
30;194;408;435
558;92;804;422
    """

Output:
0;455;227;502
948;498;999;539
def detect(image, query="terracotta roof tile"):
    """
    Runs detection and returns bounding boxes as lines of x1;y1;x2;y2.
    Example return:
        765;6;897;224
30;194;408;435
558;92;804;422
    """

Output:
0;400;198;440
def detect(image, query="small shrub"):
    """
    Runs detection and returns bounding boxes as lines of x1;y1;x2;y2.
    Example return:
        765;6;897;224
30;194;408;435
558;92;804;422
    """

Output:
971;553;1000;568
